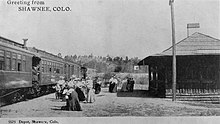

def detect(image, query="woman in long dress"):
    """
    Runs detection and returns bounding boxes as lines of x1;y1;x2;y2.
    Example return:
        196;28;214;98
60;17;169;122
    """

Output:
68;86;82;111
112;77;118;93
75;86;86;101
109;77;114;92
121;78;128;92
95;79;102;94
86;78;95;103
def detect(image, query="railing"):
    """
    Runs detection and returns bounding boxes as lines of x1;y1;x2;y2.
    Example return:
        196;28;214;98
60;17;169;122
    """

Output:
166;81;220;95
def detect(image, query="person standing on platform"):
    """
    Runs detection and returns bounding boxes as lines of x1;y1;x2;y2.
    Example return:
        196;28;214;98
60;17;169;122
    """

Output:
126;77;131;92
130;78;135;92
81;79;87;103
54;83;61;99
121;77;128;92
95;77;102;94
62;84;70;109
108;76;114;92
112;76;118;93
75;78;86;101
67;85;82;111
86;77;95;103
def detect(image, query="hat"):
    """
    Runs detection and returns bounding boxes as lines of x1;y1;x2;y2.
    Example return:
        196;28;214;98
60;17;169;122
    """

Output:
60;76;65;79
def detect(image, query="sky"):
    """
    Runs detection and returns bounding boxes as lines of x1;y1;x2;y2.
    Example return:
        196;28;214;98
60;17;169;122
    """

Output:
0;0;219;59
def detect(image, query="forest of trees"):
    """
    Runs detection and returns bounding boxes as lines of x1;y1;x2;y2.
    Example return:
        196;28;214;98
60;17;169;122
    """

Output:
64;54;140;73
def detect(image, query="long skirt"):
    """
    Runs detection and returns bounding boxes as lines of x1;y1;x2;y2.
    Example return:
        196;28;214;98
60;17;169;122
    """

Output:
109;83;115;92
87;88;95;103
95;83;101;94
75;87;86;101
130;82;134;92
68;91;82;111
126;83;131;92
112;84;117;93
121;82;128;92
109;83;112;92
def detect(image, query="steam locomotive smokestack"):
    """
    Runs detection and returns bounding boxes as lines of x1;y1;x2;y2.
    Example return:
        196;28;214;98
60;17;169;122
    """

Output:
23;39;28;47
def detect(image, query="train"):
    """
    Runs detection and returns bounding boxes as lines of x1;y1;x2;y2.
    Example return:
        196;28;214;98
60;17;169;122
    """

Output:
0;36;84;106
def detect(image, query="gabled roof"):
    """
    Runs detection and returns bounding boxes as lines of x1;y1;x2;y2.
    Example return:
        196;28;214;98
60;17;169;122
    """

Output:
138;32;220;65
155;32;220;56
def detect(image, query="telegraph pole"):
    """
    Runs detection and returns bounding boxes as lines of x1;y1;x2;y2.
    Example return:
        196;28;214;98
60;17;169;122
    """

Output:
169;0;176;101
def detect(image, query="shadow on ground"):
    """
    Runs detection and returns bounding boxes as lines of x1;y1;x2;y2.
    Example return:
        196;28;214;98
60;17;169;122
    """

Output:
45;97;62;102
117;90;151;98
51;105;67;111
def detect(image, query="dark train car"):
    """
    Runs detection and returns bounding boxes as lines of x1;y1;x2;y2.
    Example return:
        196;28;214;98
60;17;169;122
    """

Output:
28;48;82;92
28;47;66;93
0;36;82;106
0;37;36;105
64;59;81;80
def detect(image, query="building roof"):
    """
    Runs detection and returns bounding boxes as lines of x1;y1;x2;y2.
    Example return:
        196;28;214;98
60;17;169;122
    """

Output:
0;36;25;49
138;32;220;65
157;32;220;56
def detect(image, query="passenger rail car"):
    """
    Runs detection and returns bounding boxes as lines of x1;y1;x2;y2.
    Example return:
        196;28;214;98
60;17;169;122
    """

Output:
0;37;35;106
0;36;81;106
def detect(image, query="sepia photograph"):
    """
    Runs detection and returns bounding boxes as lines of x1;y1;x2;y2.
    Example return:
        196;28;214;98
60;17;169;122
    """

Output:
0;0;220;123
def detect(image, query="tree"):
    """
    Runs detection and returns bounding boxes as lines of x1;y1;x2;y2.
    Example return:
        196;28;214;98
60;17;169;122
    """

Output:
114;65;122;72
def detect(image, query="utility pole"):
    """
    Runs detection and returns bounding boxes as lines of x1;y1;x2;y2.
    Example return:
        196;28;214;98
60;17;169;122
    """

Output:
169;0;176;101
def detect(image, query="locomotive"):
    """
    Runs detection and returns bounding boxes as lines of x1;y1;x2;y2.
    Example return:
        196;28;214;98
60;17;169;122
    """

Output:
0;36;82;106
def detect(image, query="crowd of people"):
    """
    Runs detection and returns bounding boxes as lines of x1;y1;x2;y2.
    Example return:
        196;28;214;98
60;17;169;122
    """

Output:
108;75;135;93
120;77;135;92
53;75;135;111
54;76;102;111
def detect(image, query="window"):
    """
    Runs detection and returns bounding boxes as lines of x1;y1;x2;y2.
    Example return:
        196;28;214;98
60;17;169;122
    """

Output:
11;53;16;71
71;65;74;75
17;62;21;71
0;50;4;70
56;68;60;74
48;62;52;73
12;59;16;71
6;51;11;71
17;54;21;60
44;61;47;72
22;55;26;72
12;53;16;59
41;60;45;72
0;57;4;70
17;54;22;71
0;50;4;56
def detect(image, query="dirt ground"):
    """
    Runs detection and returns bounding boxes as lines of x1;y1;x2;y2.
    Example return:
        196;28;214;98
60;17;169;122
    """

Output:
1;87;220;118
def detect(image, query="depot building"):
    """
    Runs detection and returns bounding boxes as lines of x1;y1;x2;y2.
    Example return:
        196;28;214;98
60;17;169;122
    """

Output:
138;32;220;97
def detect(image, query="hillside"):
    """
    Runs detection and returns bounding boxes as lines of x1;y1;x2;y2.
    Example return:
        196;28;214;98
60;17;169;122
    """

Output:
64;54;145;73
